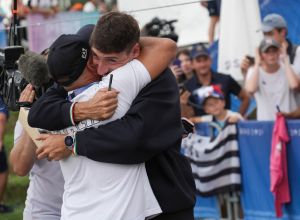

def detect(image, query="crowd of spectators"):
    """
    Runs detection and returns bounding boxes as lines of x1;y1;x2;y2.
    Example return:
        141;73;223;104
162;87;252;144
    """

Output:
170;13;300;127
0;0;117;47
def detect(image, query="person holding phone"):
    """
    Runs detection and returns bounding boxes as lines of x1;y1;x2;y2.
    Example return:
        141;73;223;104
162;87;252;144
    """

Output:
245;38;300;120
170;49;193;86
241;14;300;77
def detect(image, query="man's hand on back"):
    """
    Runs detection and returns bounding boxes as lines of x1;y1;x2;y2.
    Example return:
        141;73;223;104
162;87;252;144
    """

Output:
73;88;119;122
36;134;71;161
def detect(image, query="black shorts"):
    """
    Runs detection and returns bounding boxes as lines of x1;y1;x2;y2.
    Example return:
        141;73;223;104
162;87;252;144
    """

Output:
207;0;221;17
0;147;8;173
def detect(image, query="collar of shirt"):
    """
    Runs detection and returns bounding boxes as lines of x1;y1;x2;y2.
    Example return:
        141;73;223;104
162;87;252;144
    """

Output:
67;82;99;101
186;70;217;91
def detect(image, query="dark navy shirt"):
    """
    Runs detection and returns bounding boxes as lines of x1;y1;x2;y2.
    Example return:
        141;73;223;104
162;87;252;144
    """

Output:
184;71;241;116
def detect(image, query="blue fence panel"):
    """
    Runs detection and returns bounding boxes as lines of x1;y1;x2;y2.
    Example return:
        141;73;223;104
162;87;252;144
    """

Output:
194;195;220;219
284;121;300;220
238;121;300;220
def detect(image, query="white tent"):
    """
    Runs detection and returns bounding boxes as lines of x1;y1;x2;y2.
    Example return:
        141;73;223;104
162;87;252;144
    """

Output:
218;0;263;81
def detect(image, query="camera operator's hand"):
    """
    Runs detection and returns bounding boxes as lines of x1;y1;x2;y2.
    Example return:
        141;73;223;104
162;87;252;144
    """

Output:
73;88;119;122
19;84;35;103
36;134;71;161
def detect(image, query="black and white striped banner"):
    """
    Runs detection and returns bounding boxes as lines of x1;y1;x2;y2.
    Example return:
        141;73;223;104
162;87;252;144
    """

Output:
182;123;241;196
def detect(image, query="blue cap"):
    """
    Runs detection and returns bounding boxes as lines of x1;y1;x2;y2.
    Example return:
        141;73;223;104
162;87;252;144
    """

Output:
262;14;287;33
191;45;210;59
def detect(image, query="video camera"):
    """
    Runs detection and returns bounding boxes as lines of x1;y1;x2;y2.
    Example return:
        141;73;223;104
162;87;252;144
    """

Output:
0;46;52;111
143;17;179;42
0;46;26;111
0;0;53;111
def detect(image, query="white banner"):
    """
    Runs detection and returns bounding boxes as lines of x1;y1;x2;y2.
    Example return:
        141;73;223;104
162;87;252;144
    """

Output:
118;0;210;46
218;0;263;81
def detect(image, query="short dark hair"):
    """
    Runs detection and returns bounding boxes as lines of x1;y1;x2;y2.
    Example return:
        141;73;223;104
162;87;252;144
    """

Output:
90;12;140;53
176;49;191;59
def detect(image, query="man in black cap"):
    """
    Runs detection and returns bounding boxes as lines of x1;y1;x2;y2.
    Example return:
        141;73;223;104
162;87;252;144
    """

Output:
30;23;176;219
183;45;250;121
29;11;196;220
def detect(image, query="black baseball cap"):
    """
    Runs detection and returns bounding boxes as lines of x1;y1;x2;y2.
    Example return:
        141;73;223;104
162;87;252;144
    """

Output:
47;24;95;86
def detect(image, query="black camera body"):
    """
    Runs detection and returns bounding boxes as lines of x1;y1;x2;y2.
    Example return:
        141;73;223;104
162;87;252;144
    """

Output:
0;46;24;69
0;46;26;111
143;17;179;42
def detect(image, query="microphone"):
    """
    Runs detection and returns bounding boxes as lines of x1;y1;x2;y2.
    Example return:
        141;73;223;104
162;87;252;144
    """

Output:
18;51;51;87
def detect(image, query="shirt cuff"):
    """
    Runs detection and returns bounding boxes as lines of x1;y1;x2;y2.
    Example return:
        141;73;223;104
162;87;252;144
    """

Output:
72;132;77;156
69;102;77;126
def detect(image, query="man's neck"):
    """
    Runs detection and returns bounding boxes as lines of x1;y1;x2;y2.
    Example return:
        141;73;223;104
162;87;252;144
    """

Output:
196;71;212;86
261;63;280;74
65;70;100;92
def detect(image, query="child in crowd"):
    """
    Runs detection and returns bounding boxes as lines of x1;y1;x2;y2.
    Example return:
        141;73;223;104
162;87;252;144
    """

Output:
189;85;243;128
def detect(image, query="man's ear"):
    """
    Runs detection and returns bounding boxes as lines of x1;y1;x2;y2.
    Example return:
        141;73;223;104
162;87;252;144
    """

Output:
86;53;97;72
130;43;140;59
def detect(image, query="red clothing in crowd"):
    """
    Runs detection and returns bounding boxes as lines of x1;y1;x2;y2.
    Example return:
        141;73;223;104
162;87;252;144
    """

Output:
270;113;290;217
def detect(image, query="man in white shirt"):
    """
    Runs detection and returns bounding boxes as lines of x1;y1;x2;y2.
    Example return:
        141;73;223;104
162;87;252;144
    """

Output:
241;14;300;77
245;38;300;120
34;22;176;219
29;12;195;220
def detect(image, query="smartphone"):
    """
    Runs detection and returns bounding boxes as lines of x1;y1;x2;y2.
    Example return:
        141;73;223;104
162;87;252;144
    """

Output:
246;55;255;65
172;59;181;68
181;117;194;136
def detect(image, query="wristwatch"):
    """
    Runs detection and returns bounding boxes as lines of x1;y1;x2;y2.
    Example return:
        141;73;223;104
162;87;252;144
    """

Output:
64;133;75;151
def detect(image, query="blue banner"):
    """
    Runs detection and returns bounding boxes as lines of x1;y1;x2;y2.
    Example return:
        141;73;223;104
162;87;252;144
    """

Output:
192;121;300;219
238;121;300;220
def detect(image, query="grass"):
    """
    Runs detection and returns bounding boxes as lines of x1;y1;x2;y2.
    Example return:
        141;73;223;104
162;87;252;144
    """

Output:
1;111;29;220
